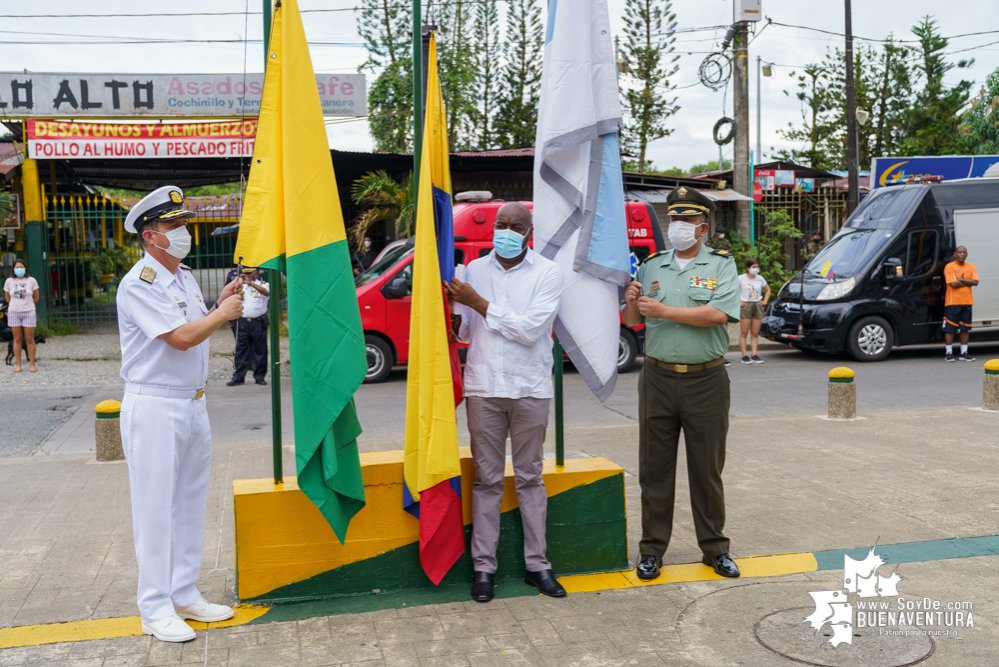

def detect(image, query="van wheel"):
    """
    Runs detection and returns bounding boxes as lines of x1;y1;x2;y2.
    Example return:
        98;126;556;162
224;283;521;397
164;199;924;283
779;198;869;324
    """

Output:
364;335;394;383
618;328;639;373
846;316;893;362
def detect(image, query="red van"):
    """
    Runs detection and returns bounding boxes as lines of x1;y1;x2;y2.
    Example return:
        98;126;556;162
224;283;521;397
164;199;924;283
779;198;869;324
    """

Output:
356;196;665;383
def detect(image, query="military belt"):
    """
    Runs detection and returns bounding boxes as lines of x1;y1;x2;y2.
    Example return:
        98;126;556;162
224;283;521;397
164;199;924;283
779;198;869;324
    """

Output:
646;356;725;374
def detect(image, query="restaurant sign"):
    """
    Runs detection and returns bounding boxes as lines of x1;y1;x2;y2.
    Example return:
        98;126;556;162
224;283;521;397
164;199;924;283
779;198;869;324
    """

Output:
0;72;366;117
27;119;257;159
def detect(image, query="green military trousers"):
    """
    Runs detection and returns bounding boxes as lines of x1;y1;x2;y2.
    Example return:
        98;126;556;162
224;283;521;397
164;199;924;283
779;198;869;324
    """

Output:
638;360;731;559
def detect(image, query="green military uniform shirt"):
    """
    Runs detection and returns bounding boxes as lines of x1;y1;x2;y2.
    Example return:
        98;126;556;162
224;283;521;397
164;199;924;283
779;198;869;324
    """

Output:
636;243;740;364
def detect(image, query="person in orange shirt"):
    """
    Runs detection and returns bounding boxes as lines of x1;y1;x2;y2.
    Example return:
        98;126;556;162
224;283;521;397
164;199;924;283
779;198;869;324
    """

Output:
942;246;979;362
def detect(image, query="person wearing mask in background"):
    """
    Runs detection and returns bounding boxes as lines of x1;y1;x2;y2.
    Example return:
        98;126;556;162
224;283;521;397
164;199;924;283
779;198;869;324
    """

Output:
353;236;379;276
706;226;731;252
4;259;39;372
738;258;770;364
622;186;741;582
117;186;244;643
943;246;979;362
227;267;270;386
447;202;567;603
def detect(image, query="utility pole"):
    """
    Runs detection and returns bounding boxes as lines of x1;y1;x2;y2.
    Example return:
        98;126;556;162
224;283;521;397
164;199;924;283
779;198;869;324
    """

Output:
844;0;859;215
756;55;762;164
732;17;751;239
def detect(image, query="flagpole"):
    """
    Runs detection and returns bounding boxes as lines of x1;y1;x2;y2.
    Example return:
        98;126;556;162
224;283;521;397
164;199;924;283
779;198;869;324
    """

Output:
412;0;422;194
554;337;564;467
264;0;283;485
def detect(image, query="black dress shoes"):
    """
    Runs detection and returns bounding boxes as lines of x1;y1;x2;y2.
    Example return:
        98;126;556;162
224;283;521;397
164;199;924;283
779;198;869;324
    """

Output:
226;379;244;386
636;555;662;580
524;569;566;597
702;553;740;578
471;571;494;602
255;379;267;385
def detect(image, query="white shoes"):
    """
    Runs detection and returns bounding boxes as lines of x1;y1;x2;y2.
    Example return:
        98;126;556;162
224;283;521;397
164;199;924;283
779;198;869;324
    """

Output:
142;614;197;643
175;597;235;623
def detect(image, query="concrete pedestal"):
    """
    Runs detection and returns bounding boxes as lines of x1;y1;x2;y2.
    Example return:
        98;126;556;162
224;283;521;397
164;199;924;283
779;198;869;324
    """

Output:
827;367;857;420
95;400;124;462
984;371;999;411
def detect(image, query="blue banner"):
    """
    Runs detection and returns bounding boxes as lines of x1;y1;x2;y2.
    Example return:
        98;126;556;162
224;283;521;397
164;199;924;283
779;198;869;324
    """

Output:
872;155;999;188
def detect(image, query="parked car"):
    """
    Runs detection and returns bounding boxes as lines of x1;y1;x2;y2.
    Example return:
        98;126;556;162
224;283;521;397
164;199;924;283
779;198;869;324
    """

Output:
764;177;999;361
356;196;665;382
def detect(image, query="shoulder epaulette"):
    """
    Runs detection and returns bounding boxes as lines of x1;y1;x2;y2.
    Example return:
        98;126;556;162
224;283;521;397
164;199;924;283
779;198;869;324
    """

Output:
641;250;670;265
710;248;734;259
179;263;192;271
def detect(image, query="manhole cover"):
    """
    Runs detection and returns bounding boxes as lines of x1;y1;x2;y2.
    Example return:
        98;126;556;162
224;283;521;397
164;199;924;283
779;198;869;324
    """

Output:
755;608;934;667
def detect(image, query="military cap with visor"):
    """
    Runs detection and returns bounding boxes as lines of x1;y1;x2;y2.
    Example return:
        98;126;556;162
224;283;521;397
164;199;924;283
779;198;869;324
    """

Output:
666;186;716;217
124;185;196;234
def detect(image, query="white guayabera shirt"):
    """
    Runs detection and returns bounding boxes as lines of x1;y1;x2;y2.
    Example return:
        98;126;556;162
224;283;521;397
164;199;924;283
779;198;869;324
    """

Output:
458;249;564;400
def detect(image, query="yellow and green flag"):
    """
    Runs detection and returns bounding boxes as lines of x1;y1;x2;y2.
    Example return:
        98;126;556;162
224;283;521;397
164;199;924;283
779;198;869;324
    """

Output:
234;0;366;543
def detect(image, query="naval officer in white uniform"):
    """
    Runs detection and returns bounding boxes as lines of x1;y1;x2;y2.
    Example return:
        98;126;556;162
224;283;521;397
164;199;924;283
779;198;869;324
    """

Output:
117;186;244;642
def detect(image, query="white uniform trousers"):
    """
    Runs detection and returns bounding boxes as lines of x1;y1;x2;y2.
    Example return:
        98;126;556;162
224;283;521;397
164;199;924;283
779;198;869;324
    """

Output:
120;392;212;623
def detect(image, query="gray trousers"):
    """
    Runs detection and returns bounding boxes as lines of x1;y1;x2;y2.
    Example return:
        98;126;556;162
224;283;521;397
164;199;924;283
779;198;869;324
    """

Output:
466;396;551;573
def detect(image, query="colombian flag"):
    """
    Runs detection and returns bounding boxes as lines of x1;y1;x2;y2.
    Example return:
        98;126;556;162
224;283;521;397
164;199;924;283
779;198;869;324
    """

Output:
402;32;465;585
233;0;366;542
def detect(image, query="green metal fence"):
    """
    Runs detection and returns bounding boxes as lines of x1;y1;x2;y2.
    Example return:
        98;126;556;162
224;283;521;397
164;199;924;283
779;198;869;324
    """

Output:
43;192;242;323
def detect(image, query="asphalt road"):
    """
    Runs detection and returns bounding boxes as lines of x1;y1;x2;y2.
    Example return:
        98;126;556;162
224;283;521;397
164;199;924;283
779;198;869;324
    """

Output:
5;341;999;456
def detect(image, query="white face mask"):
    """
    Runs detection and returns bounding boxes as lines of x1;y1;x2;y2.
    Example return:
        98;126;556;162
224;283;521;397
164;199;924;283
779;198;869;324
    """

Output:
749;267;760;276
149;225;192;260
363;240;372;250
668;220;703;251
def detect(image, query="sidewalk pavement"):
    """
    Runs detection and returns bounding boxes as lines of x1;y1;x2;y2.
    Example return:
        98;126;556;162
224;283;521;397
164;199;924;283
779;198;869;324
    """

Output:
0;396;997;666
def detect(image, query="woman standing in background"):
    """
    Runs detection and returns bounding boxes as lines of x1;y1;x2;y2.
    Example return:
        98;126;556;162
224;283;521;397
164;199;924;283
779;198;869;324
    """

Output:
4;259;40;372
738;258;770;364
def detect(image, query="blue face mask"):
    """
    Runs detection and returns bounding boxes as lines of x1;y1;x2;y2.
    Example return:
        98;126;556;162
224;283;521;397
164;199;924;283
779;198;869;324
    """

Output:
14;267;25;278
493;228;527;259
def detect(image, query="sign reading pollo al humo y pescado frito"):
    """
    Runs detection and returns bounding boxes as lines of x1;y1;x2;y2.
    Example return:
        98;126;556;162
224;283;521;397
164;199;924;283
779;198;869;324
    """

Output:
0;72;366;117
27;119;257;159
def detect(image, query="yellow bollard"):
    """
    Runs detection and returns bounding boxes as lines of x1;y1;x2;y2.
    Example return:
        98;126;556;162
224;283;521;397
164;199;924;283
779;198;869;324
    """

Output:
95;400;124;461
984;360;999;411
827;367;856;420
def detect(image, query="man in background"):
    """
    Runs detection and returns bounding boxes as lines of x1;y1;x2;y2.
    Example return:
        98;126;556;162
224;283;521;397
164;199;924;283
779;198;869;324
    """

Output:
943;246;978;362
227;267;270;386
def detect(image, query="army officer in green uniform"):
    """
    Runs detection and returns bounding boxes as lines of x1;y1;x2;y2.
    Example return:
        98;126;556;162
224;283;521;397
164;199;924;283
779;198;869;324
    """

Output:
622;186;741;581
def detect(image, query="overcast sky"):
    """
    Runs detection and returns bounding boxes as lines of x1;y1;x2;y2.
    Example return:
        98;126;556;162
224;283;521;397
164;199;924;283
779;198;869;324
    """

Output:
2;0;997;174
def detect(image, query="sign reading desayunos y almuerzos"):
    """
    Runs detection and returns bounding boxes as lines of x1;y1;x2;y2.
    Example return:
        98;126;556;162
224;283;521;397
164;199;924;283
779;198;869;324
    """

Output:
27;119;257;160
0;73;366;117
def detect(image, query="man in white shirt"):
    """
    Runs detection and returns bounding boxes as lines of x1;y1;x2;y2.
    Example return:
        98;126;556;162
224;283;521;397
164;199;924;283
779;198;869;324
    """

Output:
227;267;270;386
448;202;566;603
117;186;244;643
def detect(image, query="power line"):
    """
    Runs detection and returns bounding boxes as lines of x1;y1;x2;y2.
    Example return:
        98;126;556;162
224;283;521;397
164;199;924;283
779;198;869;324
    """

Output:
768;21;999;45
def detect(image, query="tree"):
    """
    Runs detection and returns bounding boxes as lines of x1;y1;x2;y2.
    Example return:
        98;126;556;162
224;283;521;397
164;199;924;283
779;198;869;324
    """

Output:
471;0;501;149
495;0;543;149
961;68;999;155
620;0;680;173
774;64;836;169
349;171;416;248
899;16;974;156
434;1;478;150
358;0;414;151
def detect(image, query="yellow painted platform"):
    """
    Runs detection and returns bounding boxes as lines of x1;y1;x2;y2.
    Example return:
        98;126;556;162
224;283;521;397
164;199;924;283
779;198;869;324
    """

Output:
233;449;623;600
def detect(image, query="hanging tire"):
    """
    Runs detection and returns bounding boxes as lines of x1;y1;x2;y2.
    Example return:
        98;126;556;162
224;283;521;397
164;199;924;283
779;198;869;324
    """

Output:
618;328;639;373
363;334;394;383
846;316;893;362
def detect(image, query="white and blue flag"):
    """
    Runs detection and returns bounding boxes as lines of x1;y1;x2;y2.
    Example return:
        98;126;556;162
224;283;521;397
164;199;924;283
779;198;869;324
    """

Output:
533;0;631;402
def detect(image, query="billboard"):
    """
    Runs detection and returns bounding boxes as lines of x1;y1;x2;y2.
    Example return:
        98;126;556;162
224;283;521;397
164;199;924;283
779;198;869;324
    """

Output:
871;155;999;188
27;119;256;159
0;72;366;117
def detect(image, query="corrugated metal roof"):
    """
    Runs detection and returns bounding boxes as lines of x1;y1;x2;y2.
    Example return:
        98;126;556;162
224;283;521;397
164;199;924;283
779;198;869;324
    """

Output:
0;143;23;179
627;188;752;203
